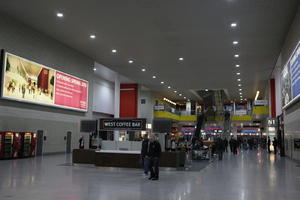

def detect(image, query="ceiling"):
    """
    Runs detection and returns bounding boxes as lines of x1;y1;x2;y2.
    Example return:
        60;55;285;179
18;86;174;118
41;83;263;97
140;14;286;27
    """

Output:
0;0;299;101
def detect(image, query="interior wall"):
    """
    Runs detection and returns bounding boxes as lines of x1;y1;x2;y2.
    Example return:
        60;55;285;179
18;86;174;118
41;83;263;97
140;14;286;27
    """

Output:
120;84;138;118
138;89;155;124
277;7;300;161
93;77;114;115
0;14;99;154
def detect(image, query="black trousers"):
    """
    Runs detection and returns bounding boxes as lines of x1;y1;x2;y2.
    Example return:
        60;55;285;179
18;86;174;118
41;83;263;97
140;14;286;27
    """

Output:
149;157;159;178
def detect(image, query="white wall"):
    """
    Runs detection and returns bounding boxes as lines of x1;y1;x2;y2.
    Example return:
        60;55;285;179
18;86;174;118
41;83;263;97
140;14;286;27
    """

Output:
0;14;102;153
273;7;300;161
93;78;115;115
138;88;155;124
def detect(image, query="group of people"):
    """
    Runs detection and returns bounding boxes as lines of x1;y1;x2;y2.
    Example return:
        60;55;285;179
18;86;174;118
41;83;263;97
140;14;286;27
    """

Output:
214;137;239;160
141;134;162;181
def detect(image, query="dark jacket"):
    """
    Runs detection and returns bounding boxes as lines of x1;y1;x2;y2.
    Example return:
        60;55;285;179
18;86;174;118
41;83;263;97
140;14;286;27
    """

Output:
141;139;149;157
148;141;161;158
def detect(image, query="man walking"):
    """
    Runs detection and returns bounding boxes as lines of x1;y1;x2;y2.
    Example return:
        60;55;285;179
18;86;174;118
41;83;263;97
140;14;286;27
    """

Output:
267;136;271;153
148;135;161;180
141;134;150;176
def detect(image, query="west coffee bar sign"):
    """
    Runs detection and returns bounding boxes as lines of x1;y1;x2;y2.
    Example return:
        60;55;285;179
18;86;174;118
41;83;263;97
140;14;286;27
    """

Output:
99;118;146;130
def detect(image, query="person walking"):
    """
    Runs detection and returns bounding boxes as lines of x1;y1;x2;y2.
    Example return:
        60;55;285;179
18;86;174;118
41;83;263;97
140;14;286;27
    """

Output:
273;137;278;155
267;136;271;153
229;137;234;153
215;137;224;160
224;138;228;152
141;134;150;176
148;135;161;180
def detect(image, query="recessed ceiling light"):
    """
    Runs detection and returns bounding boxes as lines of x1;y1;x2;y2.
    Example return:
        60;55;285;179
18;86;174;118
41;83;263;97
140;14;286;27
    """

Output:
234;54;239;58
184;97;186;99
56;12;64;18
141;68;146;72
239;92;243;95
237;79;241;81
236;64;240;68
152;75;156;79
179;94;182;96
90;34;96;39
179;57;184;61
239;88;242;91
240;96;243;98
205;89;209;92
233;41;239;45
236;72;241;75
128;60;133;64
93;68;96;71
168;86;171;89
112;49;117;53
238;84;242;87
174;91;177;93
161;81;164;84
231;23;237;27
244;98;247;100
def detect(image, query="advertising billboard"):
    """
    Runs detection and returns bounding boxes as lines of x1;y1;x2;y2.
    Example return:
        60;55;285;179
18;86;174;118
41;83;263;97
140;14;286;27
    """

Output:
1;51;88;111
282;41;300;109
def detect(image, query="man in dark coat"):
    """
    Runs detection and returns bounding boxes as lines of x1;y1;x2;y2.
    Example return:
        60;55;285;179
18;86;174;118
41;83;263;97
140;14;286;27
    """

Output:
267;136;271;153
141;134;149;175
147;135;161;180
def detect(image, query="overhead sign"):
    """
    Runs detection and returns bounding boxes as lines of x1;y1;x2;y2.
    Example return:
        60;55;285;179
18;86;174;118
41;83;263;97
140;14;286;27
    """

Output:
1;51;88;111
254;100;268;106
282;41;300;108
154;105;165;111
290;42;300;99
99;118;147;130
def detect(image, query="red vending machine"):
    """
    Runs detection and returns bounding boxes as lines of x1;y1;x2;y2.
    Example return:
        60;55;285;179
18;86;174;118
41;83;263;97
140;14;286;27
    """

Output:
0;132;4;159
21;132;36;157
1;132;14;159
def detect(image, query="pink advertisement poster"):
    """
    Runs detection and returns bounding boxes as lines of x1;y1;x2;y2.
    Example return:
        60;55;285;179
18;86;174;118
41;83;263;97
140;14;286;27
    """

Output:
54;71;88;111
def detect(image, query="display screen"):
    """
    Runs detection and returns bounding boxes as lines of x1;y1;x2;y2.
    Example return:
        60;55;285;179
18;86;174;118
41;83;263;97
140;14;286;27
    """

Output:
282;42;300;108
1;51;88;111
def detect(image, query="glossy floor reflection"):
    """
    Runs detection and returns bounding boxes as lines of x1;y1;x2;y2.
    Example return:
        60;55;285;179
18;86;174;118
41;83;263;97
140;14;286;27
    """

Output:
1;151;300;200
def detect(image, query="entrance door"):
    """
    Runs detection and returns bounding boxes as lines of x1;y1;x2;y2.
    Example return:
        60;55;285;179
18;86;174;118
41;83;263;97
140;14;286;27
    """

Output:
66;131;72;154
36;130;43;156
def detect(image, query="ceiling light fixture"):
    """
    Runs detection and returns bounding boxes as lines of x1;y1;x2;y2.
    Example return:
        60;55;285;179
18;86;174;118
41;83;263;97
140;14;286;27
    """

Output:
174;91;177;93
141;68;146;72
93;68;96;71
239;92;242;95
56;12;64;18
255;91;260;101
237;79;241;81
234;54;239;58
236;64;240;68
168;86;171;89
236;72;240;75
161;81;164;84
179;94;182;96
163;98;176;105
152;75;156;79
239;88;242;91
231;23;237;28
233;41;239;45
112;49;117;53
238;84;242;87
128;60;134;64
90;34;96;39
184;97;186;99
179;57;184;61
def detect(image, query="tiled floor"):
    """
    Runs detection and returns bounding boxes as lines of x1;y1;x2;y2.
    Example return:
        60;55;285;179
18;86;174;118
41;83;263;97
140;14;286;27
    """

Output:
0;150;300;200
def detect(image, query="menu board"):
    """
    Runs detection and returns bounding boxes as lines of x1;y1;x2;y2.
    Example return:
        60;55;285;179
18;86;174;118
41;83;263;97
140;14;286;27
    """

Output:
1;51;88;111
282;42;300;108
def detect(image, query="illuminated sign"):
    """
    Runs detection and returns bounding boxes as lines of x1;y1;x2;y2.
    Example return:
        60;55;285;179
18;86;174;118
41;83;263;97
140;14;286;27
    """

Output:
1;51;88;111
99;118;147;130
